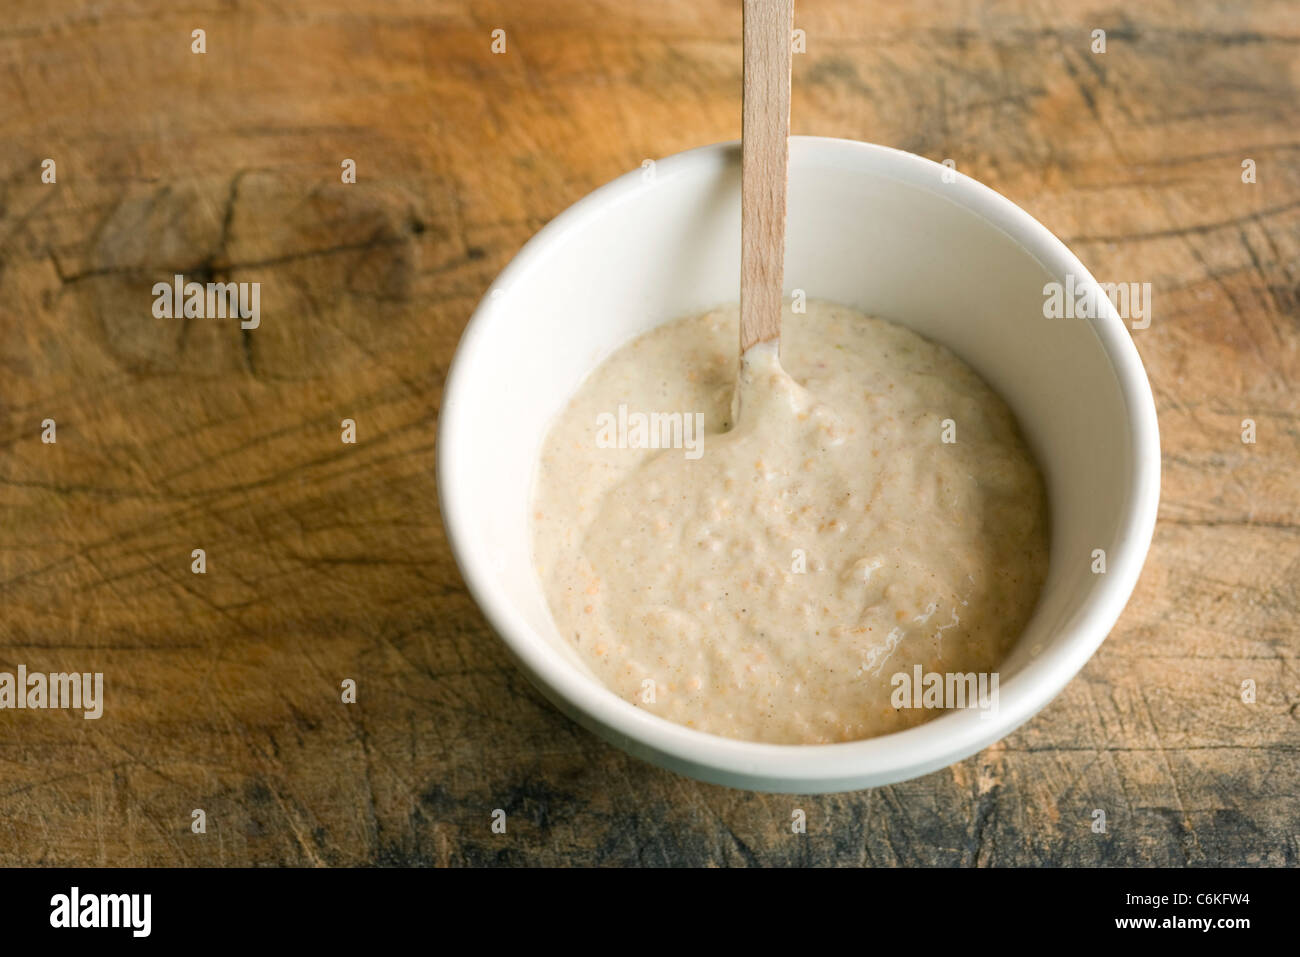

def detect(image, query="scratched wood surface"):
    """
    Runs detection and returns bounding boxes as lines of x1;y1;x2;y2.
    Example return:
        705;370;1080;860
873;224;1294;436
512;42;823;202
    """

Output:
0;0;1297;866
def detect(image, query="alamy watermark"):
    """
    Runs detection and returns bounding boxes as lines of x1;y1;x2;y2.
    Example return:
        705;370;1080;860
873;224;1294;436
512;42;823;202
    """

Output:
890;665;999;717
0;665;103;719
1043;274;1152;329
152;273;260;329
50;887;150;937
595;405;705;459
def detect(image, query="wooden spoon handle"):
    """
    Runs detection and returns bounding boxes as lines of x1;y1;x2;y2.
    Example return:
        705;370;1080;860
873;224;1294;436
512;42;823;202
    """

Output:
740;0;794;354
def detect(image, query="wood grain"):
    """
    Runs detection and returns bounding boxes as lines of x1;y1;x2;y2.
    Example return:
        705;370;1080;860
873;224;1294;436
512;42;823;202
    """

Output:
0;0;1297;866
740;0;793;354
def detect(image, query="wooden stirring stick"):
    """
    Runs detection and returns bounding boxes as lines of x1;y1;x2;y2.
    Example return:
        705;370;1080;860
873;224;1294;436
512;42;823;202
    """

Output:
739;0;794;355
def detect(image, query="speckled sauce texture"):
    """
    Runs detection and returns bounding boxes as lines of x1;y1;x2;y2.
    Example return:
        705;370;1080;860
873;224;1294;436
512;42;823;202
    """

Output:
532;300;1049;744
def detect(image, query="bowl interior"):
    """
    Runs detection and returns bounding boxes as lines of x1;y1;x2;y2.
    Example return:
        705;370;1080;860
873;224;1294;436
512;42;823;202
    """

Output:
439;138;1156;789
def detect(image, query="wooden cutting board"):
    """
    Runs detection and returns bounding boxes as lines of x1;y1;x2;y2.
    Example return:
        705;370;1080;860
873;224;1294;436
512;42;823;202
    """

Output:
0;0;1296;865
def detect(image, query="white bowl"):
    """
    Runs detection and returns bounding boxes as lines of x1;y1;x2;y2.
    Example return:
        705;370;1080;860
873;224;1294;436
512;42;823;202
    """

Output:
437;137;1160;793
